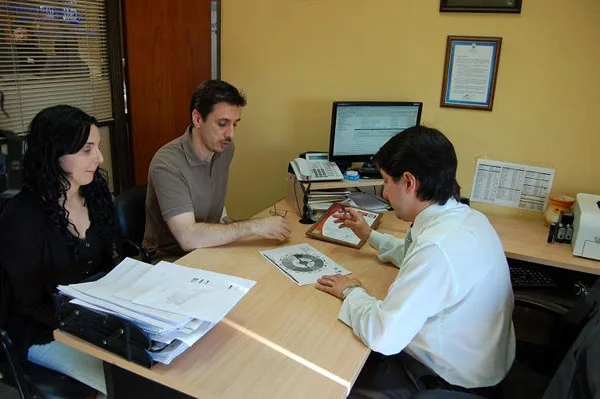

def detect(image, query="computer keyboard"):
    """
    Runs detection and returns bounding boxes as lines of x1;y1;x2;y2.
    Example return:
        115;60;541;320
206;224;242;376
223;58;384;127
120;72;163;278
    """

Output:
509;265;558;289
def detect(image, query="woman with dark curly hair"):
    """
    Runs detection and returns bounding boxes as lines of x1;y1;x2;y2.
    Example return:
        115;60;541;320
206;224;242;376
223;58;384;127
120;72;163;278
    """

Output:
0;105;116;396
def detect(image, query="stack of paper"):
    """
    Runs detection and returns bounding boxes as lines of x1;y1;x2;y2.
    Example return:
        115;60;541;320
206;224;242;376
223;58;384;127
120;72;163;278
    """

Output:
349;192;390;212
58;258;255;365
308;189;352;211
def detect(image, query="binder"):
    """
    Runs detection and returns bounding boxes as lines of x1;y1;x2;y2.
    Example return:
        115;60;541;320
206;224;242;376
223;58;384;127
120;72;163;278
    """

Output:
54;294;156;368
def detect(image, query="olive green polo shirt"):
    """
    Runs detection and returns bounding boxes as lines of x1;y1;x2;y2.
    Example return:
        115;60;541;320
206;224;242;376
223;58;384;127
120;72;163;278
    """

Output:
143;130;234;257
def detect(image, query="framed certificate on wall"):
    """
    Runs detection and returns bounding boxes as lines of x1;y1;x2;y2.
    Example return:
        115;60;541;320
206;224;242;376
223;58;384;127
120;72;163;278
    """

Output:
440;36;502;111
440;0;522;13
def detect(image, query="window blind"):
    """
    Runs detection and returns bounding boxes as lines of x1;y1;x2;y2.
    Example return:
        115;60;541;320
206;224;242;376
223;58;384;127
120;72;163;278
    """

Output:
0;0;112;134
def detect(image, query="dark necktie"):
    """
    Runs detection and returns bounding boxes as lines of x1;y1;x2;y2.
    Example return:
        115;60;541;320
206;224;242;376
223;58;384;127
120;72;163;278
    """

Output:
404;228;413;255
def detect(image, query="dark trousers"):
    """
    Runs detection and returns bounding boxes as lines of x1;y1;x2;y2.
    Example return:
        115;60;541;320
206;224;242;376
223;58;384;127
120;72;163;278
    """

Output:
349;352;499;399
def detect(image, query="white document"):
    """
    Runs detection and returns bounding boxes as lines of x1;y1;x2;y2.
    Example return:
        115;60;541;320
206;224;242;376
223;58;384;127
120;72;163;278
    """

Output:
260;243;350;286
349;192;389;212
148;340;189;365
147;320;216;346
309;198;357;211
448;42;495;104
321;208;379;245
130;261;256;323
59;286;179;333
470;159;554;212
59;258;242;365
114;260;175;302
64;258;191;326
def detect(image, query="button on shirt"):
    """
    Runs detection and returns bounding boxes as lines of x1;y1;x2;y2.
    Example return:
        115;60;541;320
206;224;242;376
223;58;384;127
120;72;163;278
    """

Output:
339;199;515;388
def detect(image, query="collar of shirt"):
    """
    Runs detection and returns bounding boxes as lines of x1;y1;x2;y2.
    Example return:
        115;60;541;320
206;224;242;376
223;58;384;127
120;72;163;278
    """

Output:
182;127;222;167
410;198;461;242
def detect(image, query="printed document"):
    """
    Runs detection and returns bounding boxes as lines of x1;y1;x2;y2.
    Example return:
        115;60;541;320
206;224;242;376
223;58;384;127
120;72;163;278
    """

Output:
66;258;190;325
306;203;382;248
470;159;554;212
129;261;256;323
58;258;254;365
260;243;350;286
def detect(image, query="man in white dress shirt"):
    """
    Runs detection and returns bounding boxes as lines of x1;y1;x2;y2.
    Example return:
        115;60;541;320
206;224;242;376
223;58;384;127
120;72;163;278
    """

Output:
316;126;515;398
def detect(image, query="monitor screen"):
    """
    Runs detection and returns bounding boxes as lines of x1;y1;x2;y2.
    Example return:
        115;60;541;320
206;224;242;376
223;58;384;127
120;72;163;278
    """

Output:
328;101;423;165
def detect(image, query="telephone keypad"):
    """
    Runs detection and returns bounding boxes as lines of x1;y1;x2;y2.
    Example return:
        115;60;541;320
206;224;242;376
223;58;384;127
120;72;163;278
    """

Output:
312;167;327;177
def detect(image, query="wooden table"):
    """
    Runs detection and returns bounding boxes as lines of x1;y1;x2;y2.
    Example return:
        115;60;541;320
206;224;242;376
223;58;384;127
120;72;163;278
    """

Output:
55;200;600;398
56;200;404;398
487;215;600;275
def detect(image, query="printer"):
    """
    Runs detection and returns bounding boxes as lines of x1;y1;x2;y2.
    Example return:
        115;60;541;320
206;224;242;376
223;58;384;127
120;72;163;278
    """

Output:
572;193;600;261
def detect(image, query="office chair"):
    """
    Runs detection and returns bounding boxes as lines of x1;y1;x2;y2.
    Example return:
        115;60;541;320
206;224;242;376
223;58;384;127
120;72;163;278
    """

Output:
0;329;96;399
412;282;600;399
114;185;153;263
0;267;96;399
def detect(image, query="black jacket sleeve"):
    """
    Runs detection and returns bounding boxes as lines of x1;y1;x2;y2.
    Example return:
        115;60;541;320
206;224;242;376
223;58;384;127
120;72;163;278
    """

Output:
0;195;56;328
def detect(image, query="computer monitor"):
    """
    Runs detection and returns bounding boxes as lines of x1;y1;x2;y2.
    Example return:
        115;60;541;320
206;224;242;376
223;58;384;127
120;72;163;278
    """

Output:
328;101;423;168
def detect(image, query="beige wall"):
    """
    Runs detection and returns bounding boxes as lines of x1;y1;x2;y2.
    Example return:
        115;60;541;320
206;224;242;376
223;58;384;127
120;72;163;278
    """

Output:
221;0;600;219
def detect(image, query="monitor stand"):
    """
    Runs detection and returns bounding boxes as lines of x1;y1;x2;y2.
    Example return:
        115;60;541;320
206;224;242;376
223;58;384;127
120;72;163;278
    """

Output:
359;162;381;179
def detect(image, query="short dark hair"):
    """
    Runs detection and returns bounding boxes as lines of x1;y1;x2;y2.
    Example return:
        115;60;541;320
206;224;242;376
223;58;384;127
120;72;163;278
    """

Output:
189;80;247;122
373;126;460;205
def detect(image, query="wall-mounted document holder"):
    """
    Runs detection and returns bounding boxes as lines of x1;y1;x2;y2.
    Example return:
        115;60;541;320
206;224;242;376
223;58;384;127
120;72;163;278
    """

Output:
54;294;156;369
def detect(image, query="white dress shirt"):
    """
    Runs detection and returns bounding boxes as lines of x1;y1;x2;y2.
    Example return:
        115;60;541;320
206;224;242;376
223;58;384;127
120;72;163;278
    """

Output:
339;199;515;388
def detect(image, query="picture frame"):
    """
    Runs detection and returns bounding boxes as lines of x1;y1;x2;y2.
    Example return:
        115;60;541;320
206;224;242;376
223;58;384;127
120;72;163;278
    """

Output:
440;0;522;13
440;36;502;111
306;203;383;249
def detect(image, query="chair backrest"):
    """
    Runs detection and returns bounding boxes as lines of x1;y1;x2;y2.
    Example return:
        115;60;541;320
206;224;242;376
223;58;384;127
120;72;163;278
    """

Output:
1;329;32;399
411;281;600;399
542;281;600;399
114;185;147;245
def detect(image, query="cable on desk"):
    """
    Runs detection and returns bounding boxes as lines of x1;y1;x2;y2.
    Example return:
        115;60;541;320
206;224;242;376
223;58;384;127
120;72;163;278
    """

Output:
293;180;302;216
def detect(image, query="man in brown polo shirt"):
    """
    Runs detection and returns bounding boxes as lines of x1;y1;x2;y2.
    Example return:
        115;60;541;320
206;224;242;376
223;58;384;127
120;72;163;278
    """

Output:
143;80;291;257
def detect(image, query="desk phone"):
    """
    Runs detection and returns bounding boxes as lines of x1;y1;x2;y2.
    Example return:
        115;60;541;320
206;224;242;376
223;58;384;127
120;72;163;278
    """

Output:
290;153;344;182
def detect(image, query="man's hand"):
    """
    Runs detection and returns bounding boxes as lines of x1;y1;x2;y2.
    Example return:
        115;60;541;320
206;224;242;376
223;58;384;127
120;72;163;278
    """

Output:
252;216;292;241
333;207;372;242
315;274;363;300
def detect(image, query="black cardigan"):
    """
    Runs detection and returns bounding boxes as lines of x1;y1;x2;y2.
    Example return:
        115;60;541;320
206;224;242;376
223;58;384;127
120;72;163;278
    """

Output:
0;190;114;357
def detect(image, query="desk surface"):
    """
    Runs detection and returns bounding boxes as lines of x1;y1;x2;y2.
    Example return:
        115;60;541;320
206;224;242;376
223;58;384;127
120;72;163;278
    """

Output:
55;200;600;398
487;215;600;275
56;200;402;399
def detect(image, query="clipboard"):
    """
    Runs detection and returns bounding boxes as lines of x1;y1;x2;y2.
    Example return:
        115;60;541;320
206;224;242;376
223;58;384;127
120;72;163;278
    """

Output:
306;203;383;249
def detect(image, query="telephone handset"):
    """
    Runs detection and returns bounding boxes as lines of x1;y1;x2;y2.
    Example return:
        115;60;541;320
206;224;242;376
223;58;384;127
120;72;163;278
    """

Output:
291;158;313;179
289;153;344;182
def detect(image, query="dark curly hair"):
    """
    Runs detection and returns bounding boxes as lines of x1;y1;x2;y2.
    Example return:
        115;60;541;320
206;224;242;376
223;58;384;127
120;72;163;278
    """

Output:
22;105;115;263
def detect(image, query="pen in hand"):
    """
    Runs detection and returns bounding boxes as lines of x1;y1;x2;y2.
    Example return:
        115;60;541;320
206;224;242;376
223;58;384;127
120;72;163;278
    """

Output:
339;204;348;215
